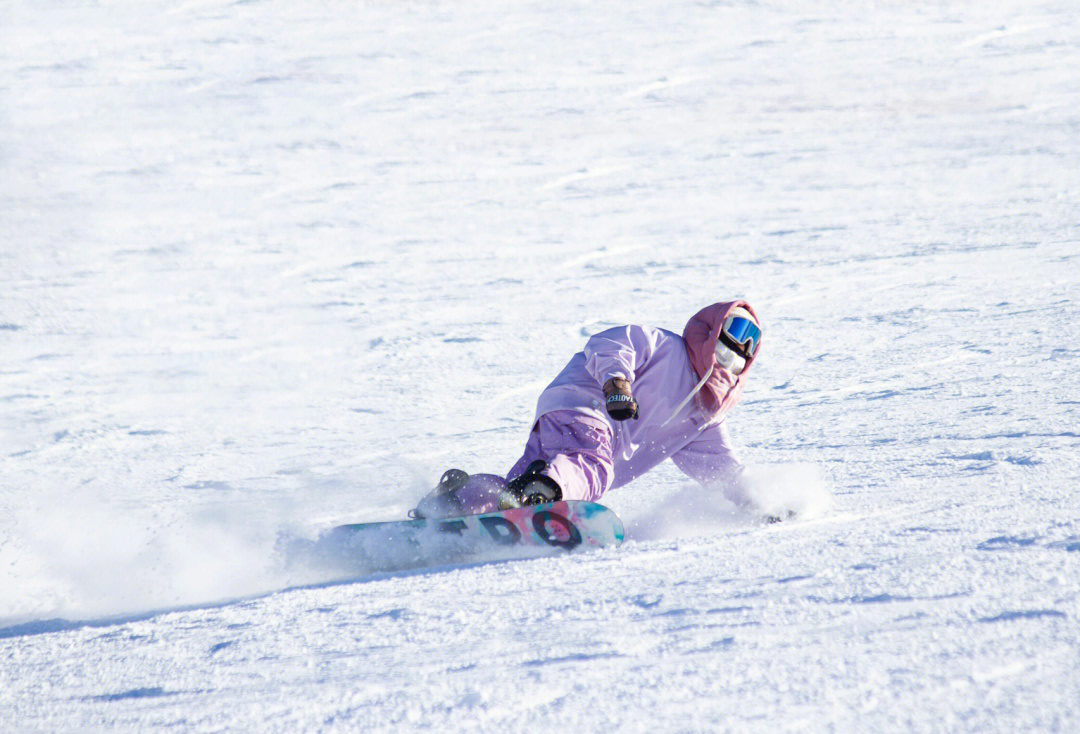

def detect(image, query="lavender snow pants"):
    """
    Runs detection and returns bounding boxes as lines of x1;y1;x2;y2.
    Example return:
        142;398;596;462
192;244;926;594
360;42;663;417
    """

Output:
507;410;615;502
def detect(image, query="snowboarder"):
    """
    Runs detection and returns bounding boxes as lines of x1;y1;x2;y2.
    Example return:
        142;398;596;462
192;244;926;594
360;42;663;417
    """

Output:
412;300;762;519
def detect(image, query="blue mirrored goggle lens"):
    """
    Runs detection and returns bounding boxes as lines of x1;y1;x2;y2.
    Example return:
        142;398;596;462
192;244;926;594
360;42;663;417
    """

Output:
723;316;761;357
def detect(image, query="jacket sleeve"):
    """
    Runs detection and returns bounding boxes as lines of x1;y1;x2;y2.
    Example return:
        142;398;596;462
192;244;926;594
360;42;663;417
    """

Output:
582;325;656;386
670;419;744;487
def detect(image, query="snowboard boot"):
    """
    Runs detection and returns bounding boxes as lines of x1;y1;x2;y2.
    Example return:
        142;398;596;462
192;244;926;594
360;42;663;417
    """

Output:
410;468;470;519
411;469;510;519
501;460;563;509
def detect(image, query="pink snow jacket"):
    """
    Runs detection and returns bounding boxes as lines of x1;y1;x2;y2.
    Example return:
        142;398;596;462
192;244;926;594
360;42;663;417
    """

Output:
533;301;760;490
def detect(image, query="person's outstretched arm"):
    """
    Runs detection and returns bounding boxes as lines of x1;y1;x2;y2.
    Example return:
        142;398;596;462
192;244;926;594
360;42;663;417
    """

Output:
671;420;753;506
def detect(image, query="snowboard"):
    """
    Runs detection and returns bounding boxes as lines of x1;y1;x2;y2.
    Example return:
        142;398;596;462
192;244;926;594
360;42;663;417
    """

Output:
307;500;624;577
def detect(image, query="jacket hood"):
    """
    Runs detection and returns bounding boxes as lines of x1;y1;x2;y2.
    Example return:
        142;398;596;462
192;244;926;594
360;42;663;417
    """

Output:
682;300;761;419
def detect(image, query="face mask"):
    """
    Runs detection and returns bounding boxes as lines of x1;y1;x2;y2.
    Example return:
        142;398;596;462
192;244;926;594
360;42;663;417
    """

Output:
714;340;746;375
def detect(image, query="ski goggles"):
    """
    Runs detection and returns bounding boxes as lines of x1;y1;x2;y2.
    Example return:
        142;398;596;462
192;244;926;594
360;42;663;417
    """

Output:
720;315;761;359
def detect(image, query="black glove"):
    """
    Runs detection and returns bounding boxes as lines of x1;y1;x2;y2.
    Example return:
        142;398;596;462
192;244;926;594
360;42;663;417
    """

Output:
603;377;639;421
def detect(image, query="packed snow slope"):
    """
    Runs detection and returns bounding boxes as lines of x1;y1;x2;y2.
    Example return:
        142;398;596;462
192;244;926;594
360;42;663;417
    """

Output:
3;0;1080;731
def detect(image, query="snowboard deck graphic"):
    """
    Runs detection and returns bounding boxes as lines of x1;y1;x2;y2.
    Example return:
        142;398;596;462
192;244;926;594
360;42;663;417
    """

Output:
310;501;624;576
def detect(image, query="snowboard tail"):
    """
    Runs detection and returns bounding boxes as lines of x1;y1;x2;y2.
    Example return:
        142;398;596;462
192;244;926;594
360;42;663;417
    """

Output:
309;500;623;577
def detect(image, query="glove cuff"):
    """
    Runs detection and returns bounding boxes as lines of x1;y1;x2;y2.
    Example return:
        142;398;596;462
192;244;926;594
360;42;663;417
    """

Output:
603;377;632;396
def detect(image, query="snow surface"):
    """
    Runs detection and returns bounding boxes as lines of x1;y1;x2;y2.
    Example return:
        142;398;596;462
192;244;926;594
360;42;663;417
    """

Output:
3;0;1080;730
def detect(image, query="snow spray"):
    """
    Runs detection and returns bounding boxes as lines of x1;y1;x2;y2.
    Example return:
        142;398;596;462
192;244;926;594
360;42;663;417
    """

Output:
626;463;833;541
0;490;312;627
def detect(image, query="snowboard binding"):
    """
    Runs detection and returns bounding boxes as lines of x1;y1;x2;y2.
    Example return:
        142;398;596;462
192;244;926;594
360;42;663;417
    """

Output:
502;460;562;509
410;463;563;519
